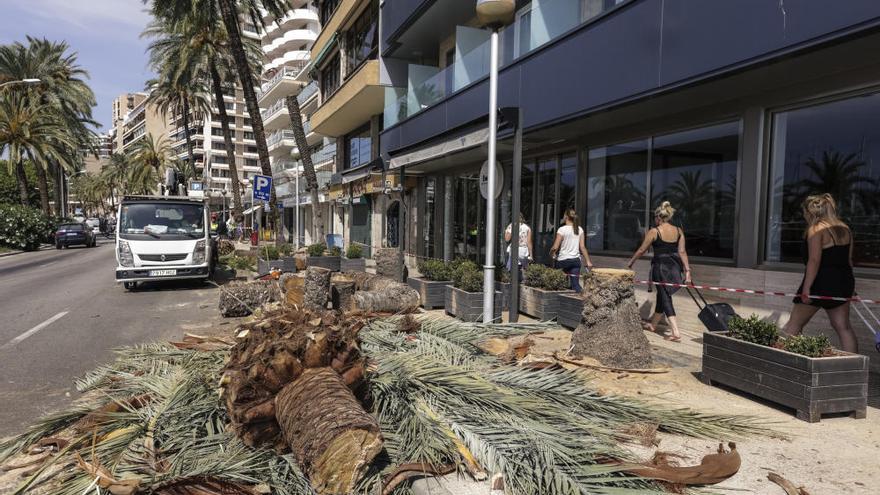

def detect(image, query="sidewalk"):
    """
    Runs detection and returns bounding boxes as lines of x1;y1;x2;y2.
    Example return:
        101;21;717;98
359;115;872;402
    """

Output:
0;243;53;258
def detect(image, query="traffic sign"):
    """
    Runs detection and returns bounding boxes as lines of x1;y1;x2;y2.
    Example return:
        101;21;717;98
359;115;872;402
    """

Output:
253;175;272;202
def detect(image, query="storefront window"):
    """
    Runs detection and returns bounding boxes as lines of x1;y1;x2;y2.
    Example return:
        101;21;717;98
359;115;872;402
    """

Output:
587;140;649;253
651;122;739;259
345;125;371;170
559;154;577;214
534;157;558;263
767;94;880;268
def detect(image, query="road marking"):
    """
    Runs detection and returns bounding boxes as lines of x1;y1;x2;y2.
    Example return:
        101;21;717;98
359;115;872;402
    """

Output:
1;311;68;349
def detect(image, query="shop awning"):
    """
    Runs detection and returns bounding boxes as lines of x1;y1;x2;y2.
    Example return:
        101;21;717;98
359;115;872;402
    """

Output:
312;33;337;71
341;157;384;184
388;127;489;170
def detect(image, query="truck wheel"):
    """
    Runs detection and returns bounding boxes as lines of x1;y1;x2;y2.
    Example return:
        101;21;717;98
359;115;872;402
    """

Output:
123;282;136;291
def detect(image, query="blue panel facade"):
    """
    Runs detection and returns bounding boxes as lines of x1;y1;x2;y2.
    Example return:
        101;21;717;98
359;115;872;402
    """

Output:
380;0;880;156
380;0;431;55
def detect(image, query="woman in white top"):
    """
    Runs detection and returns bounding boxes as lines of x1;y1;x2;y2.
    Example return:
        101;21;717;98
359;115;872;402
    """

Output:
550;209;593;292
504;213;534;273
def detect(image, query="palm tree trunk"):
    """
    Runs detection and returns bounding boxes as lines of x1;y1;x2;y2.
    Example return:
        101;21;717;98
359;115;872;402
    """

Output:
285;95;322;241
15;161;30;206
209;61;243;221
33;162;51;215
182;99;196;182
218;0;281;245
52;162;64;217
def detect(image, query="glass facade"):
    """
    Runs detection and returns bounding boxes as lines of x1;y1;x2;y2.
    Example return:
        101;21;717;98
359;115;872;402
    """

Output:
346;4;379;73
767;94;880;268
345;125;371;170
587;122;739;258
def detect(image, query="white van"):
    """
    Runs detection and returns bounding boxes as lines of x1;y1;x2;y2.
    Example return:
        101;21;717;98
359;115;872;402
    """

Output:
115;196;216;290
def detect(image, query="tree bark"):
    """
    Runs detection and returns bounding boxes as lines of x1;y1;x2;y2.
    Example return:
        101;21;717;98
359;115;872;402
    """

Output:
32;161;51;215
217;0;281;245
284;95;322;242
52;161;64;217
182;99;195;183
275;367;383;495
304;267;332;311
209;61;243;221
15;161;30;206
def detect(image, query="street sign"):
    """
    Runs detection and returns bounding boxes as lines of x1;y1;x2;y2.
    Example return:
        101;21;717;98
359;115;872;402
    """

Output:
479;160;503;199
253;175;272;202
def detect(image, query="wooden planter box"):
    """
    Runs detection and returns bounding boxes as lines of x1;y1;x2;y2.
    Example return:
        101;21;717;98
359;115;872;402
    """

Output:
308;256;341;272
496;282;511;310
557;293;583;329
519;285;575;321
445;286;503;322
340;257;366;272
257;258;295;274
408;277;451;309
702;332;868;423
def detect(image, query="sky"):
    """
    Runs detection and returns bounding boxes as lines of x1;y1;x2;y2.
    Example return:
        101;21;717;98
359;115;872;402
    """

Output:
0;0;154;132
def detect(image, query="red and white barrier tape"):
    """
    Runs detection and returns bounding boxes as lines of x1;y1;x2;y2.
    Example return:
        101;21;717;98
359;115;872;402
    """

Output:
635;279;880;304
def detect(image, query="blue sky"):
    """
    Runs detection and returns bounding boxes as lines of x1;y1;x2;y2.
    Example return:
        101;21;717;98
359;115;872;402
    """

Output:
0;0;154;132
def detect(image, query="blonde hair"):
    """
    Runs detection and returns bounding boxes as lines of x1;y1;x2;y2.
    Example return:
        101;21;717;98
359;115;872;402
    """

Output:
654;201;675;222
802;193;844;228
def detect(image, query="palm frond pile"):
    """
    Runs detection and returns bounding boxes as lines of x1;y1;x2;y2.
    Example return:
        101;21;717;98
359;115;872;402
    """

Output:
0;314;774;495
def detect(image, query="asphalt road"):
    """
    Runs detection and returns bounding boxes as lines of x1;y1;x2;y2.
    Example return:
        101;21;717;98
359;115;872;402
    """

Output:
0;239;225;437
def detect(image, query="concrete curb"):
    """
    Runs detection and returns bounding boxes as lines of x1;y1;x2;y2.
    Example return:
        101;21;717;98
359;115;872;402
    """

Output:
0;244;53;258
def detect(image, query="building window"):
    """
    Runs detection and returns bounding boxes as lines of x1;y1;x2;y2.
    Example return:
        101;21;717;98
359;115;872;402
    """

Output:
345;5;378;74
320;54;341;98
345;125;371;170
246;145;258;154
319;0;340;25
245;158;258;167
214;155;228;164
767;94;880;268
211;128;224;136
244;131;254;140
587;121;739;258
243;118;252;127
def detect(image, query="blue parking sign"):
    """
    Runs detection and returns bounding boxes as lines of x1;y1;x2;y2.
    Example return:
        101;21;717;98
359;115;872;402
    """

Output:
253;175;272;202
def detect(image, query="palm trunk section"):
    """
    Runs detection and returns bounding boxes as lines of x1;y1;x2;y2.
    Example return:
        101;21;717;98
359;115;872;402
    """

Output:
210;62;244;221
32;161;51;215
284;95;323;242
52;162;63;217
182;99;196;181
15;161;30;206
218;0;281;244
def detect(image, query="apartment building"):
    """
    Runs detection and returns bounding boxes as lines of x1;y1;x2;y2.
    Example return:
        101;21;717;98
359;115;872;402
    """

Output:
309;0;387;254
258;0;335;246
113;93;170;156
82;133;112;175
378;0;880;378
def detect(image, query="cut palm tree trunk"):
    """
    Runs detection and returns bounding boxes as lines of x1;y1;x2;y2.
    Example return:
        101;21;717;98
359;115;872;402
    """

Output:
570;268;652;369
304;267;332;311
276;367;383;495
346;272;419;313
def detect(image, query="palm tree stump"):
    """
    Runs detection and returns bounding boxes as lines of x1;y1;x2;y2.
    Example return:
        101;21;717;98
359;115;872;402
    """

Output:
570;269;653;369
276;368;382;495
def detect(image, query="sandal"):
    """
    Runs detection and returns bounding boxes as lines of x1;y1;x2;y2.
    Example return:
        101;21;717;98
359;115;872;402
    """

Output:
665;335;682;343
641;320;657;333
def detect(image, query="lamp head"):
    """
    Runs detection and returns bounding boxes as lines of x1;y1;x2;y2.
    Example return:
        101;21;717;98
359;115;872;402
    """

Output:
476;0;515;28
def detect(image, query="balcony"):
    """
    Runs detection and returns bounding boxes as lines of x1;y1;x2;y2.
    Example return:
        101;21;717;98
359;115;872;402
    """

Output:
297;81;318;105
311;59;385;137
263;7;319;42
312;0;361;60
263;29;317;59
266;129;296;153
260;98;290;131
265;49;310;73
258;65;308;103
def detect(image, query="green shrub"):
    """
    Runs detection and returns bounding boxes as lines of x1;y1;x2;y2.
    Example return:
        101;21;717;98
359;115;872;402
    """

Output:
523;264;569;290
346;244;363;259
259;245;280;261
728;314;780;347
783;334;832;358
221;254;256;271
328;246;342;257
0;204;54;251
418;259;451;281
307;243;325;257
279;243;293;256
453;261;484;292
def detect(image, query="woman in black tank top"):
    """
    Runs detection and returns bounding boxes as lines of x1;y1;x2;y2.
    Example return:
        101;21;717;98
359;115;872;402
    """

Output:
782;194;858;353
627;202;692;342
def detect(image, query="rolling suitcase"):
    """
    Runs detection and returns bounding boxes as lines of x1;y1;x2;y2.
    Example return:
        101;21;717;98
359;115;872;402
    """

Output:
686;286;738;332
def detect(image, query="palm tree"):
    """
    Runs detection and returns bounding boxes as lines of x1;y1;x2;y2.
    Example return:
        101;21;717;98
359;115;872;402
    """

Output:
285;93;323;240
663;170;717;227
145;72;211;178
147;0;289;243
799;150;878;217
129;133;171;193
101;152;131;206
0;37;98;215
0;93;77;208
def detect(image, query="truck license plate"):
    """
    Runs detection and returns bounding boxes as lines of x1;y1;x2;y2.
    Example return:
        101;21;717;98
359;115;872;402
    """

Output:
149;269;177;277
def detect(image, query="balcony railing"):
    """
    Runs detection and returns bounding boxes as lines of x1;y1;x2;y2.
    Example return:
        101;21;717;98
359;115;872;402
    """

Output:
260;98;287;121
297;81;318;105
384;0;631;128
266;129;295;148
258;63;309;99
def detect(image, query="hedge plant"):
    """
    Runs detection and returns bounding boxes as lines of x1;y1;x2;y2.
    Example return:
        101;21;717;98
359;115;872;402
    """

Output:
417;259;451;281
782;334;833;358
727;314;780;347
346;244;363;259
523;264;569;290
0;204;55;251
452;260;483;293
307;243;325;257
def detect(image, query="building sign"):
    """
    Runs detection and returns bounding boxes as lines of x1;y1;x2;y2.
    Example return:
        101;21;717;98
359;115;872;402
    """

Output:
328;183;344;201
479;160;503;200
351;179;367;198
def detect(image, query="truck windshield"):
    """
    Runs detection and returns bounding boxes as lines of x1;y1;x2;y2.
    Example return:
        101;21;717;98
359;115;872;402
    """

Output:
119;203;205;238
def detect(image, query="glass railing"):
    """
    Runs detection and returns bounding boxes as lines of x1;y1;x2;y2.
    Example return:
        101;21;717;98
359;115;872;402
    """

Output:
260;99;286;120
266;130;295;147
384;0;628;127
257;64;308;99
297;81;318;105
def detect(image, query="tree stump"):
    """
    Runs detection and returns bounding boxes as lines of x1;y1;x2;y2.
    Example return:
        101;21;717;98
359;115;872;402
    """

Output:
331;274;356;312
276;367;383;495
304;267;332;311
375;247;405;282
218;280;282;317
570;269;652;368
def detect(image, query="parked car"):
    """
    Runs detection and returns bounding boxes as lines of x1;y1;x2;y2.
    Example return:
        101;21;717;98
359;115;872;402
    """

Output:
55;223;96;249
85;217;101;234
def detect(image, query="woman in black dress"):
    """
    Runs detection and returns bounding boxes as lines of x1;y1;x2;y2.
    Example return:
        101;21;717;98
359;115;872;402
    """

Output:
782;194;857;353
627;201;692;342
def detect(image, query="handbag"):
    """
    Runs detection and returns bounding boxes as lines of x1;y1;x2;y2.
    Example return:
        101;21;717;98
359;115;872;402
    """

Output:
686;285;738;332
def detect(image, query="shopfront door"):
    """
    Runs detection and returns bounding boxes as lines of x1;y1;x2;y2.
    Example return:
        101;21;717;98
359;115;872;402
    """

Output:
350;196;371;257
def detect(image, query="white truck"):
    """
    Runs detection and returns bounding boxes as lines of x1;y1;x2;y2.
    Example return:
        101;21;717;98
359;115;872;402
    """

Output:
115;196;216;290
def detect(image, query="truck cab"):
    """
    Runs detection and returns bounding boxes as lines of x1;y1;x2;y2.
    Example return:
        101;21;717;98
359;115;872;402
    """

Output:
115;196;216;290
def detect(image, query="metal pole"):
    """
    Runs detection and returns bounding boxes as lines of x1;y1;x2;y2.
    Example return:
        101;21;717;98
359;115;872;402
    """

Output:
443;176;454;260
295;169;300;249
509;107;522;323
399;166;406;253
483;28;500;323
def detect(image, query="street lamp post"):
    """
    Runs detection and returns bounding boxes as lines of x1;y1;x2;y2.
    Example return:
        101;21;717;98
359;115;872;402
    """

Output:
0;78;41;90
476;0;514;323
